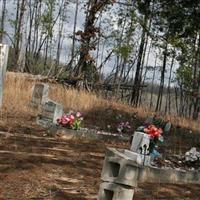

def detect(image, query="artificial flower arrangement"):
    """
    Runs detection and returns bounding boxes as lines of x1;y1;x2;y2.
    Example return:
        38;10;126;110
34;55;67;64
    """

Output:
117;121;131;134
57;111;83;130
144;124;163;155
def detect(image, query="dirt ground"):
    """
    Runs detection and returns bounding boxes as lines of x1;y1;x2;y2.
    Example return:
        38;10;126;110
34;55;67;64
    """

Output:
0;119;200;200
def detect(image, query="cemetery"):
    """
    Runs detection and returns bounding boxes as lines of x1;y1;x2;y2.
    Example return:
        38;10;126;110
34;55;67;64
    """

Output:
0;43;200;199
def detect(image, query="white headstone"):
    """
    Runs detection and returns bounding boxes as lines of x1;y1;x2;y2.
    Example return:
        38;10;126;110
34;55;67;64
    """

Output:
130;132;150;155
0;44;9;107
37;100;63;126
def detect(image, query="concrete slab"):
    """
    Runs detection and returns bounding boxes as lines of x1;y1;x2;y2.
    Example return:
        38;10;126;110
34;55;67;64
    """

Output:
138;165;200;184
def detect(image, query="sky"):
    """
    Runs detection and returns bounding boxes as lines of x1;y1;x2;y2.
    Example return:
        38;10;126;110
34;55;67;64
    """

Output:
0;0;178;84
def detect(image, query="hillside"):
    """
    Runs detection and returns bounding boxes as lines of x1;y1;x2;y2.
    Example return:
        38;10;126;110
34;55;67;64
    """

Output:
0;72;199;199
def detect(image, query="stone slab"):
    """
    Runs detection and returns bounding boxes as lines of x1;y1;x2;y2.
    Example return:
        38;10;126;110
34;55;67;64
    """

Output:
98;182;134;200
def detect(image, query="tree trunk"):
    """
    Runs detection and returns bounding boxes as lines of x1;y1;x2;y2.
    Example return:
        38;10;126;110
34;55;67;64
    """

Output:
70;0;79;70
165;52;175;114
155;42;168;112
130;0;151;106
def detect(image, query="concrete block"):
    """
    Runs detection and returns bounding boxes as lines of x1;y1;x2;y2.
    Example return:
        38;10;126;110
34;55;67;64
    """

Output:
101;156;139;187
98;182;134;200
30;83;49;108
130;132;150;155
37;100;63;126
0;44;9;107
124;150;151;166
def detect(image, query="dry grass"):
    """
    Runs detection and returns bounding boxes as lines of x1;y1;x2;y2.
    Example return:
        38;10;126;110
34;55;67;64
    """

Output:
1;72;200;133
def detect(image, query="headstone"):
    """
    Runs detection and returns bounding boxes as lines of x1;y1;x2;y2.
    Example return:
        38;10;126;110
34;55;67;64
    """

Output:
37;100;63;126
30;83;49;108
130;132;150;155
0;44;9;107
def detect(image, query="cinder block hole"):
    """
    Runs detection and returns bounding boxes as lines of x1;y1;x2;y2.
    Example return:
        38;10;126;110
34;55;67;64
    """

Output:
108;162;120;177
104;189;114;200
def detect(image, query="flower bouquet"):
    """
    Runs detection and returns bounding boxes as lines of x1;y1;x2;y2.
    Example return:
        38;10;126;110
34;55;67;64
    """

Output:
144;124;163;155
57;112;83;130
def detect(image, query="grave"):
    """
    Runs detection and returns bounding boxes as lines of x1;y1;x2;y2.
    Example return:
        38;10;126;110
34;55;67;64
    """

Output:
0;44;9;107
98;147;200;200
30;83;49;108
37;100;63;127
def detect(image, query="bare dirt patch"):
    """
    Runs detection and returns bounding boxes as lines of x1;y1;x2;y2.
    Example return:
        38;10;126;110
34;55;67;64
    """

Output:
0;126;199;200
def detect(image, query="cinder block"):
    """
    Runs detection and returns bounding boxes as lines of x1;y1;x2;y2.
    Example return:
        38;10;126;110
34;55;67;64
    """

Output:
37;100;63;126
130;132;150;155
30;83;49;108
101;156;139;187
98;182;134;200
124;150;151;166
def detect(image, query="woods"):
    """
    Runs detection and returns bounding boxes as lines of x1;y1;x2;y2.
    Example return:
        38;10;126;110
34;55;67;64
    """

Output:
0;0;199;119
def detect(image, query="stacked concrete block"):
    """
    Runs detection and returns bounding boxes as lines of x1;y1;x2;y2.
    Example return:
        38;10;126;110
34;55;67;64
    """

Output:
101;156;139;187
98;148;138;200
0;44;9;108
30;83;49;108
98;182;134;200
37;100;63;126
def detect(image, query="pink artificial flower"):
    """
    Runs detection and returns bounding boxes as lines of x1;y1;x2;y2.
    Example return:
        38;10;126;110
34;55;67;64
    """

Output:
76;112;82;118
69;114;75;125
70;115;75;120
64;117;71;124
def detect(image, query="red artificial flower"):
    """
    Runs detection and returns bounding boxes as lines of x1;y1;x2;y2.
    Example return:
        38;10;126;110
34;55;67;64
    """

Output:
144;125;163;139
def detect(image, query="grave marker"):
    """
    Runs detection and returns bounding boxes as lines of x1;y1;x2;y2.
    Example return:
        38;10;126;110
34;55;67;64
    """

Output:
30;83;49;108
98;147;200;200
37;100;63;126
0;44;9;107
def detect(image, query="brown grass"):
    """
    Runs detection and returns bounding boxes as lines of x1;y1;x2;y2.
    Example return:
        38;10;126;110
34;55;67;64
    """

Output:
1;72;200;133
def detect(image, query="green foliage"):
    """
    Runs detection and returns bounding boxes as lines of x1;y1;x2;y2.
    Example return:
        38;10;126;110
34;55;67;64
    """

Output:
72;119;82;130
114;45;131;59
176;65;193;90
40;0;56;37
